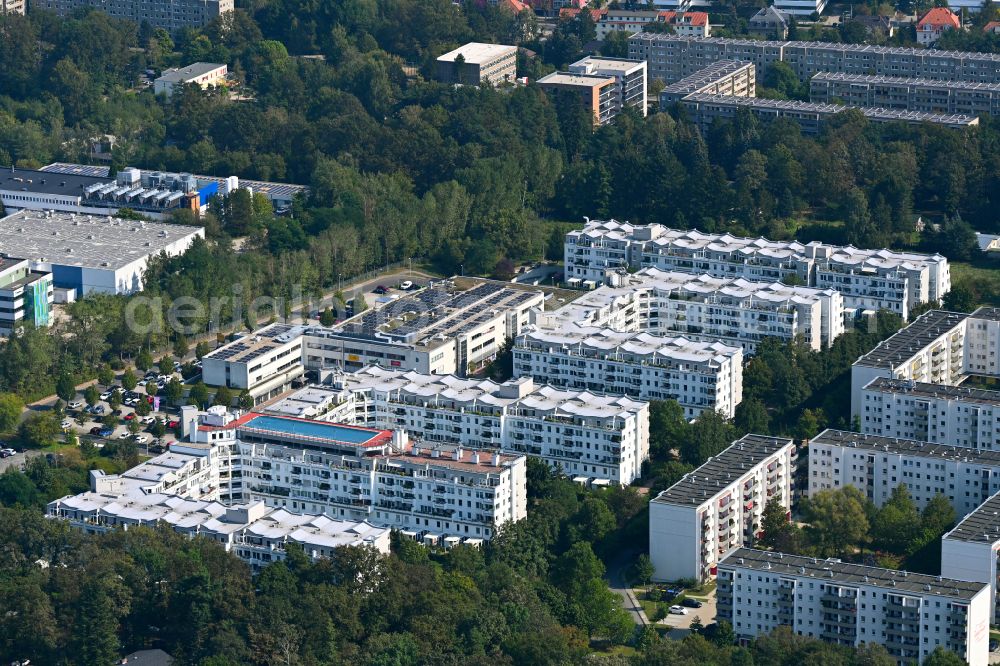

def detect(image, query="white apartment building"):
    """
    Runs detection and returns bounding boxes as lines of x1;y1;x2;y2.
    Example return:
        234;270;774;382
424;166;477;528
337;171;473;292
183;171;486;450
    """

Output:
268;367;649;485
154;63;228;98
435;43;517;86
808;429;1000;518
941;491;1000;626
564;220;950;319
512;326;742;419
202;323;306;404
649;434;795;582
851;308;1000;419
183;407;528;543
717;548;990;665
542;267;844;352
861;378;1000;451
568;56;648;117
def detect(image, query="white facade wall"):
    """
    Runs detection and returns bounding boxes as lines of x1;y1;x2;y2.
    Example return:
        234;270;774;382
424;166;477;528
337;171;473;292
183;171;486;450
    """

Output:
649;435;795;582
512;328;742;419
808;430;1000;518
717;549;991;665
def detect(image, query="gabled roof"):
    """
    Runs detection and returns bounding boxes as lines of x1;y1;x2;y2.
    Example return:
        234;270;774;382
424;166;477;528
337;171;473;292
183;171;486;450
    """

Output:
985;20;1000;33
917;7;960;30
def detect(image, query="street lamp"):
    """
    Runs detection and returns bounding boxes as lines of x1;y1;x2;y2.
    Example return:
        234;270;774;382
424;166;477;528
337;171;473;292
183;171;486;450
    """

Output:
460;264;464;277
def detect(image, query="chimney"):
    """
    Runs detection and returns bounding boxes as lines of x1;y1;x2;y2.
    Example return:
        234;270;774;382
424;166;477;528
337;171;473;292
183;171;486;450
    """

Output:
431;449;440;458
472;451;481;464
492;452;501;466
453;447;463;461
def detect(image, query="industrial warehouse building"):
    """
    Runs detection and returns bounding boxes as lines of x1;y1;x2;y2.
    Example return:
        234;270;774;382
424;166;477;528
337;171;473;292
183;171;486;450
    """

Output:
0;209;204;295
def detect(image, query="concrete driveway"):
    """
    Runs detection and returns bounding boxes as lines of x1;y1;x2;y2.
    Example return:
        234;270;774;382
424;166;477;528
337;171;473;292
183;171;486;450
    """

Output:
657;589;717;631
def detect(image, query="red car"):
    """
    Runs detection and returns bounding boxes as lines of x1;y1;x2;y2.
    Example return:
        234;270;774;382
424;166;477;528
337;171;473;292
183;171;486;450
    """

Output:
167;420;179;428
373;285;389;294
124;413;136;421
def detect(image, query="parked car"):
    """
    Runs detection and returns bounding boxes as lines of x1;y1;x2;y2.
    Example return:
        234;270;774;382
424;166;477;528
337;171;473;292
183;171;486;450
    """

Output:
67;401;82;410
399;280;414;290
141;416;156;425
118;432;131;440
99;391;112;401
148;444;166;454
60;420;73;430
167;420;179;428
132;435;148;444
99;428;113;438
0;448;14;458
373;285;389;294
92;405;106;415
680;598;702;609
668;606;688;615
124;413;136;421
89;426;103;436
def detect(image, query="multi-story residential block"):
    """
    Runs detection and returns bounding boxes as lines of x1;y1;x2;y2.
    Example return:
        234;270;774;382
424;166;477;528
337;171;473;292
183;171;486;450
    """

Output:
628;34;1000;86
717;548;991;665
917;8;961;46
568;56;648;116
537;71;619;126
154;63;228;98
268;367;650;485
182;407;528;542
810;73;1000;118
30;0;233;31
860;377;1000;451
850;308;1000;419
0;256;52;335
941;490;1000;626
544;267;844;352
436;43;517;86
596;9;710;38
649;435;795;582
1;0;25;14
202;323;306;404
513;326;742;419
565;220;951;320
659;60;755;106
678;92;979;133
808;429;1000;518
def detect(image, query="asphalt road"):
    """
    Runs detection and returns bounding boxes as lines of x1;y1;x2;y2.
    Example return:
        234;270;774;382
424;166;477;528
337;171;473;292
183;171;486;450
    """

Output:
606;549;649;626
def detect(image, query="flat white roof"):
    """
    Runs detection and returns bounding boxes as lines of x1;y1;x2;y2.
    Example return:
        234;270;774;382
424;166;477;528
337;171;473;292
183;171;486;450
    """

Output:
437;42;516;64
0;209;203;271
538;72;616;87
156;63;226;84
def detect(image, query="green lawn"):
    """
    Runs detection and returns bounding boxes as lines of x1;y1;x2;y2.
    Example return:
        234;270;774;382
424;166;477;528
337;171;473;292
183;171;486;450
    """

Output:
951;261;1000;306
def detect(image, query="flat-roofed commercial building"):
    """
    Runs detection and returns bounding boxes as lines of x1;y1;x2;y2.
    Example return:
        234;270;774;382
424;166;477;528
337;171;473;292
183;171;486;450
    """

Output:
30;0;233;31
941;491;1000;626
544;267;844;352
436;43;517;86
202;323;306;404
810;72;1000;118
628;34;1000;86
513;326;742;419
678;92;979;134
808;429;1000;518
0;209;204;295
303;281;543;376
717;548;990;665
861;377;1000;450
566;220;951;320
649;435;795;581
568;56;648;116
154;63;228;98
659;60;755;105
269;367;650;485
0;255;52;335
538;71;620;126
850;308;1000;418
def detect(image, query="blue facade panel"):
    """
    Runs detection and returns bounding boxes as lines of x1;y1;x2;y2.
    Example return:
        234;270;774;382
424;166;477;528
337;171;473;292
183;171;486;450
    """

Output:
199;182;219;207
51;264;84;293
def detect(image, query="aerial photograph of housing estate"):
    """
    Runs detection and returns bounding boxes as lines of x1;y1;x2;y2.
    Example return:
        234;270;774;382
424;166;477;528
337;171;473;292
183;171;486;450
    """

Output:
3;0;1000;663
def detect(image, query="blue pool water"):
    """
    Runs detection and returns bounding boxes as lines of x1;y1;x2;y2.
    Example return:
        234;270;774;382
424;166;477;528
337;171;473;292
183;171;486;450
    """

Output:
241;415;380;444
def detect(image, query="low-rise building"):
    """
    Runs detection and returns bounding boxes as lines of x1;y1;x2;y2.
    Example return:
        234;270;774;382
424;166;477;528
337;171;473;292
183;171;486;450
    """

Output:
548;267;844;352
850;308;1000;419
1;0;25;14
513;326;742;419
269;367;650;485
0;255;52;335
916;7;961;46
860;377;1000;451
565;220;951;320
154;63;228;98
810;72;1000;118
0;209;204;296
596;9;675;37
748;6;789;39
717;548;990;665
436;43;517;86
202;324;306;404
808;429;1000;518
537;71;619;126
568;56;648;116
649;435;795;582
659;60;755;106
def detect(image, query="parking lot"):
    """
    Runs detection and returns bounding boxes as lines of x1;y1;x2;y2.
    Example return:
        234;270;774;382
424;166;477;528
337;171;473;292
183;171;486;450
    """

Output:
656;589;718;631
